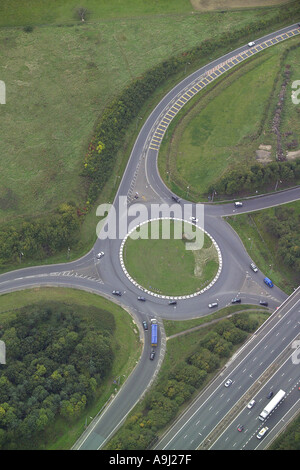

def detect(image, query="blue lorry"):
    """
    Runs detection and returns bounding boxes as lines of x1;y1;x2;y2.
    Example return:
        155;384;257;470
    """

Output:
151;319;158;347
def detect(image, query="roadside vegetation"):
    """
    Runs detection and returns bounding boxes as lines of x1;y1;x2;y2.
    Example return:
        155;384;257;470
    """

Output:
0;288;141;449
270;413;300;449
227;200;300;294
105;308;269;450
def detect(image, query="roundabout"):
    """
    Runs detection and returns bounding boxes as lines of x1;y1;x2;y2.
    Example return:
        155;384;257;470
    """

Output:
0;22;299;451
119;217;222;299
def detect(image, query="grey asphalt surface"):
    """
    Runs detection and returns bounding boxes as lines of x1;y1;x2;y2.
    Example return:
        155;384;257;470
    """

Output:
156;288;300;450
0;23;299;451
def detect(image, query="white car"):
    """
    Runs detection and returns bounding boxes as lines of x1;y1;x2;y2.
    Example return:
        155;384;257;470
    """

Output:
257;427;269;439
208;302;218;308
234;201;243;207
250;263;258;273
247;399;256;409
189;216;198;223
248;41;256;47
97;252;104;259
224;379;233;387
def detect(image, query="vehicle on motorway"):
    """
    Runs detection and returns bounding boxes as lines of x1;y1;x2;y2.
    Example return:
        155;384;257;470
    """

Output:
247;399;256;409
151;319;158;347
234;201;243;207
231;297;241;304
189;216;198;223
112;290;122;296
267;391;274;399
96;251;104;259
257;427;269;439
142;321;148;331
237;424;244;432
224;379;233;387
138;296;146;301
264;277;274;287
171;195;181;203
250;262;258;272
150;350;155;361
208;302;218;308
259;389;286;421
168;300;177;305
259;300;268;307
248;41;256;47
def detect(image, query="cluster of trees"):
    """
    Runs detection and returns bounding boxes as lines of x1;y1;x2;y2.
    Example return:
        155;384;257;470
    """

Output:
107;313;259;450
0;302;115;449
208;159;300;196
264;206;300;275
0;203;80;266
82;2;300;206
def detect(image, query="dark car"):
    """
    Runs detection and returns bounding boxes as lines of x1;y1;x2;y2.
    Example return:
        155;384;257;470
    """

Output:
267;391;274;399
168;300;177;306
150;350;155;360
171;195;181;203
142;321;148;331
259;300;268;307
112;290;122;296
138;296;146;301
231;298;241;304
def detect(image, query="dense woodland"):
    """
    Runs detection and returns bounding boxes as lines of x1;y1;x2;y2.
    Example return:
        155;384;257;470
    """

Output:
0;302;115;449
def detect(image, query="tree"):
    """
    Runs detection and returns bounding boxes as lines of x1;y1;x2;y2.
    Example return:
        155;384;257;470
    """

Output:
76;7;88;22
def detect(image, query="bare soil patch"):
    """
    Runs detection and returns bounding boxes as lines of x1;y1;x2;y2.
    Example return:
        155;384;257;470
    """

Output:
190;0;291;10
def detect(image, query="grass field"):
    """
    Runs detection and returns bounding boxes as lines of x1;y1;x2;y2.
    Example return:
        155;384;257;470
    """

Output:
0;0;193;27
226;200;300;294
0;7;282;225
123;219;219;295
1;0;295;27
0;287;141;449
0;1;298;260
158;36;300;200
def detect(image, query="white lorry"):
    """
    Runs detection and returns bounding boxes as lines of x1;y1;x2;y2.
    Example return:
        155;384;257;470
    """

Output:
259;389;286;421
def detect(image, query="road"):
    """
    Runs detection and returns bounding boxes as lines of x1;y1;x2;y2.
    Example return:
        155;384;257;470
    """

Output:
156;287;300;450
0;23;299;450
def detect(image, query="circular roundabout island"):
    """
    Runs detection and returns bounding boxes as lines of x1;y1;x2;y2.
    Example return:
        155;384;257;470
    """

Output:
120;218;222;299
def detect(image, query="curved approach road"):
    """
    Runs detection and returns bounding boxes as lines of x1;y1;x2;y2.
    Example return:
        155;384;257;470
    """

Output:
1;24;300;450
